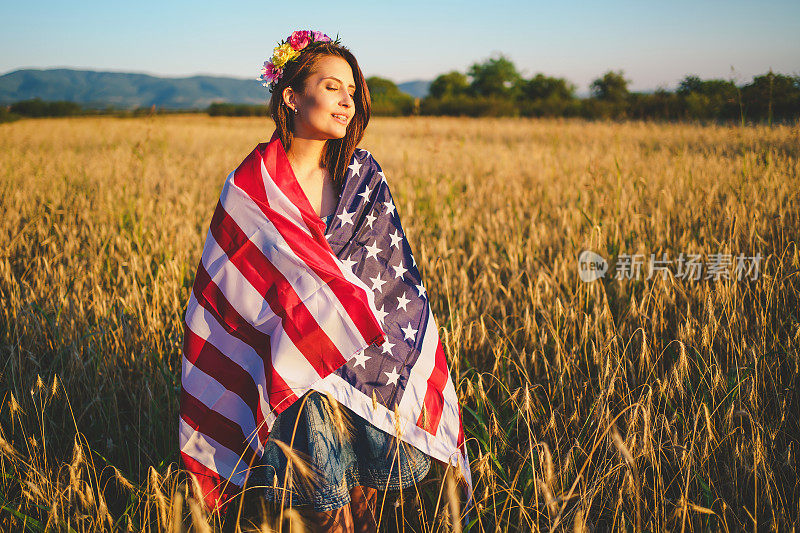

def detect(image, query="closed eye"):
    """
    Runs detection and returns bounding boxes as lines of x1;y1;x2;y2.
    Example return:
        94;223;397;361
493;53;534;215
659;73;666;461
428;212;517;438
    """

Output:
329;86;356;98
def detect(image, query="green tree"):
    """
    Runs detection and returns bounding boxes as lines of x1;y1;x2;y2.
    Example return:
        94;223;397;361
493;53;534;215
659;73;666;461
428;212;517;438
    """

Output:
518;73;575;101
741;70;800;123
590;70;630;102
366;76;414;116
467;54;522;98
676;75;739;120
428;71;469;98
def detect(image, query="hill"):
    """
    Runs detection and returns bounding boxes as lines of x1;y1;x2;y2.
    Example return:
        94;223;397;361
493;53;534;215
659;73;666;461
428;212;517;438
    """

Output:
0;68;427;109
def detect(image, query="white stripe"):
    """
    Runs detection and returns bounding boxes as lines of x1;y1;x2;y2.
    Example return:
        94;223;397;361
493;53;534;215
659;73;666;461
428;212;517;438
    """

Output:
398;305;440;417
179;417;251;487
181;357;265;455
185;293;276;429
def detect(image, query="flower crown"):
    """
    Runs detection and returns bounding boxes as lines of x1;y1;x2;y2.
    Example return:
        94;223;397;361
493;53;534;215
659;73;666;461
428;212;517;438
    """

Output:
260;30;341;93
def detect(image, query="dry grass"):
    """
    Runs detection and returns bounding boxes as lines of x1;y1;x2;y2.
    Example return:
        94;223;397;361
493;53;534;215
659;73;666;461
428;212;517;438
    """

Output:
1;114;799;531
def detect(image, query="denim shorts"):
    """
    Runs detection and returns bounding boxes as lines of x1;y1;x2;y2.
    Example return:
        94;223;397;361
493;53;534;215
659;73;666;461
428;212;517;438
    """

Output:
247;391;431;512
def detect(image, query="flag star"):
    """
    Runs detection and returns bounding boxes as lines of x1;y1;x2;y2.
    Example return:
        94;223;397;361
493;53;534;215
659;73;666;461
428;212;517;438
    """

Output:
415;283;427;298
340;257;357;272
411;255;417;268
392;261;408;280
396;292;410;312
389;230;403;249
358;185;372;203
370;274;387;293
337;210;354;227
381;339;395;356
373;304;388;324
365;212;377;228
352;350;371;369
384;366;400;386
349;160;362;176
401;322;418;341
365;241;382;261
384;201;396;216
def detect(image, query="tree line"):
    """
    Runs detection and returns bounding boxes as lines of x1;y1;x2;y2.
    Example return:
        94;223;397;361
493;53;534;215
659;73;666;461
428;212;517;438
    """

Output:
0;100;192;122
406;55;799;123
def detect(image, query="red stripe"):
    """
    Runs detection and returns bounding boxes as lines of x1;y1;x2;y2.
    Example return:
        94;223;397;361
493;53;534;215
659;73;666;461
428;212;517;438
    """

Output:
416;340;448;435
181;451;237;514
233;140;384;348
209;201;346;376
192;262;298;413
233;145;270;208
180;389;257;466
183;328;269;443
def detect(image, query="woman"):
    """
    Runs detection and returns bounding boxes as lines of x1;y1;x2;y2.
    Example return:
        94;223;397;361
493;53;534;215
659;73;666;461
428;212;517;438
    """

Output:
251;31;431;532
179;30;470;533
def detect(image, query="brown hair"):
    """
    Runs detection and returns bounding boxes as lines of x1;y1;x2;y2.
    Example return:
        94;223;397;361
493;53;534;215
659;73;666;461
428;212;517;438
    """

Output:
268;42;371;196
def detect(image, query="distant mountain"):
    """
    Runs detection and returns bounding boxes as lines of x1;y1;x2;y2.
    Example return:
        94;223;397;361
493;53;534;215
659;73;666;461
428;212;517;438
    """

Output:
397;80;431;99
0;69;267;109
0;68;429;109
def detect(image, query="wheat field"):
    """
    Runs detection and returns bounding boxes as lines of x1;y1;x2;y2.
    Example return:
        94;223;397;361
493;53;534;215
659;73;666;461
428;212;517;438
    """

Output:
1;115;798;531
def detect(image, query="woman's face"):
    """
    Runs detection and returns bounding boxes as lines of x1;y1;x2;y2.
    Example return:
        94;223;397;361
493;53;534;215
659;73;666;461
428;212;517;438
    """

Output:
284;55;357;140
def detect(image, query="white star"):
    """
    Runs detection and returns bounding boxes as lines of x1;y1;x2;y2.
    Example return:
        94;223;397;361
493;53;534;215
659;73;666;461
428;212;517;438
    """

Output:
381;339;395;356
396;292;410;311
358;185;372;203
392;261;408;280
411;255;416;268
389;230;403;249
384;201;396;216
373;304;388;324
384;366;400;386
337;210;354;227
415;283;426;298
340;257;357;272
370;274;387;293
365;241;382;261
365;212;377;228
352;350;370;369
401;322;418;341
349;160;362;176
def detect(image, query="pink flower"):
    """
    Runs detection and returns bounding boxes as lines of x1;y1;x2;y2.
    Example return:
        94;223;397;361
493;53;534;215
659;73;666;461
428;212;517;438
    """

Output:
288;30;311;50
312;31;331;43
260;62;282;82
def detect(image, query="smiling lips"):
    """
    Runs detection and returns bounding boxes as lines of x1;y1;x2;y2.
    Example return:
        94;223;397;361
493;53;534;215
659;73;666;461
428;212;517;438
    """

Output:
332;113;349;125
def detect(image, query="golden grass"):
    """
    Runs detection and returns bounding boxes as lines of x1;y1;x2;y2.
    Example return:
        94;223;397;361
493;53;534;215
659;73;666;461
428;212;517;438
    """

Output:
1;114;799;531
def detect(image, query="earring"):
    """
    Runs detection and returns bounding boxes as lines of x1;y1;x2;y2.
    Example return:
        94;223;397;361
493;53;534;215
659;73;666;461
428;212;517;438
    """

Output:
294;107;299;115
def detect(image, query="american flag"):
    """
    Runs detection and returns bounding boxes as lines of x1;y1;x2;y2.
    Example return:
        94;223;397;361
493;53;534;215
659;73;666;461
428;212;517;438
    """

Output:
180;131;471;513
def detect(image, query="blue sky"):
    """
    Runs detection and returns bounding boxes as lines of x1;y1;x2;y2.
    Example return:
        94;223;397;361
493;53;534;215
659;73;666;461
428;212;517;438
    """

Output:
1;0;798;93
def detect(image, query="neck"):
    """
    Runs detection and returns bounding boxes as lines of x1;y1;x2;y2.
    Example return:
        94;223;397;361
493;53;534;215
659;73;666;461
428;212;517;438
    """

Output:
286;135;326;177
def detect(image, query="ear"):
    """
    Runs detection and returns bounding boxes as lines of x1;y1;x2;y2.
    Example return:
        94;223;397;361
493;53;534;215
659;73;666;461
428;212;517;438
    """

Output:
282;87;296;112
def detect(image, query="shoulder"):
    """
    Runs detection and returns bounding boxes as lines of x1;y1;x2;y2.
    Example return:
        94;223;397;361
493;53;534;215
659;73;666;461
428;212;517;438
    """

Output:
352;147;386;182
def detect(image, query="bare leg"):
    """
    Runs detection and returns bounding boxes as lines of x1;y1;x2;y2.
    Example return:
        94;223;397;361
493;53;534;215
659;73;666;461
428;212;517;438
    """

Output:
349;486;378;533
